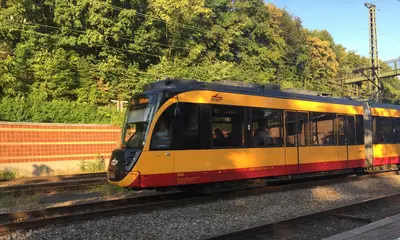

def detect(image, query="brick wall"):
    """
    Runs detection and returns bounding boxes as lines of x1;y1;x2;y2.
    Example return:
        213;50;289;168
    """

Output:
0;122;121;164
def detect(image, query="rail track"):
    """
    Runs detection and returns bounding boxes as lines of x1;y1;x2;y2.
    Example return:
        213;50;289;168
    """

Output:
0;172;394;234
0;173;107;195
205;189;400;240
0;172;106;185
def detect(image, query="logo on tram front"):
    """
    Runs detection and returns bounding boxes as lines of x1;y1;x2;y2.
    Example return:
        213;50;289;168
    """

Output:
211;94;223;102
111;158;119;166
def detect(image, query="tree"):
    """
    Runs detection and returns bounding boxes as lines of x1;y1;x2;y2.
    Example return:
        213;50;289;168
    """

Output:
303;35;339;82
1;0;399;123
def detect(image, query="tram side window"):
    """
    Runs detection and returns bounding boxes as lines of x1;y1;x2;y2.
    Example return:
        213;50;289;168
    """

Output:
311;112;335;145
297;113;309;146
336;115;357;145
150;105;175;150
393;118;400;143
356;115;364;145
347;116;356;145
373;117;394;144
181;103;201;149
285;112;309;147
251;108;283;147
212;107;245;148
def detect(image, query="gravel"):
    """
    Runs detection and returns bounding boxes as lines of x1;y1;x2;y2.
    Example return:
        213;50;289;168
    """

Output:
0;188;165;214
3;174;400;240
258;181;400;240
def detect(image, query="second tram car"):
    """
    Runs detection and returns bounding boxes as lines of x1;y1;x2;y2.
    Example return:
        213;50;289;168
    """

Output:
107;79;400;189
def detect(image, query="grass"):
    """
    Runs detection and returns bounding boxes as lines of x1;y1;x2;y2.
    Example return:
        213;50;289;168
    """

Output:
0;192;41;209
0;169;18;180
78;154;106;173
88;184;133;197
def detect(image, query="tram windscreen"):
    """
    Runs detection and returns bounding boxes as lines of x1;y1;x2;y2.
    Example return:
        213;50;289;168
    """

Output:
122;95;157;148
127;106;154;123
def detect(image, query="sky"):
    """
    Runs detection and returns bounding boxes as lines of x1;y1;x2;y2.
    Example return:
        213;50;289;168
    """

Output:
266;0;400;61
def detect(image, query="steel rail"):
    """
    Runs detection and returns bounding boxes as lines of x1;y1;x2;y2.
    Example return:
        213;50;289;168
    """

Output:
0;173;107;195
204;192;400;240
0;172;106;186
0;178;107;195
0;172;395;233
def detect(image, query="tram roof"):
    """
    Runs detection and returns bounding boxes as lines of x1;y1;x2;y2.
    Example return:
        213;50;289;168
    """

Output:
370;102;400;111
144;79;364;107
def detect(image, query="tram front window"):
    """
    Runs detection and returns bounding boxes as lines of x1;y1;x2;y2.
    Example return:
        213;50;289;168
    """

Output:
123;105;155;149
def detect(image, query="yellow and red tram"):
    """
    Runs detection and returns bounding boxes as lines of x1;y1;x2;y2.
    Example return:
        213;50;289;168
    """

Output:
107;79;400;189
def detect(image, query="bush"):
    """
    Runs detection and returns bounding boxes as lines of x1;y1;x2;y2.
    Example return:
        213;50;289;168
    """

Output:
0;95;124;125
78;155;106;173
0;169;17;180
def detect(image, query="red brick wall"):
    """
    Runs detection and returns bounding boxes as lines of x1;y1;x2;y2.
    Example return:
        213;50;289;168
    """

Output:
0;122;121;164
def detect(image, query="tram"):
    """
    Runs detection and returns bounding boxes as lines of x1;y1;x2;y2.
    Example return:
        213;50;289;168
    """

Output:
107;79;400;189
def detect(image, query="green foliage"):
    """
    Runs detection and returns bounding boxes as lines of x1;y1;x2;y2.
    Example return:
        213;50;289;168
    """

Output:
0;95;124;124
382;77;400;104
303;35;339;81
89;184;132;196
0;0;399;116
0;168;17;180
78;155;106;173
0;192;41;209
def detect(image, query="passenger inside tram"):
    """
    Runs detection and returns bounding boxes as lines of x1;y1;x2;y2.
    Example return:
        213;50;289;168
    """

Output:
254;121;273;147
213;128;225;146
151;119;171;148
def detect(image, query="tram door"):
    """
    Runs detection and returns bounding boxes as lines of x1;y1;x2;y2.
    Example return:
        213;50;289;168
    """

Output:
337;115;355;166
285;111;309;173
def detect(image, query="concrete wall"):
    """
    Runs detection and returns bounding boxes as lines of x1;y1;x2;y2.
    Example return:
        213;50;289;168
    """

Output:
0;122;121;177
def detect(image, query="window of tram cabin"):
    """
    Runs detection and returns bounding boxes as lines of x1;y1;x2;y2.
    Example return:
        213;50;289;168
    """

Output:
394;118;400;143
150;105;174;150
347;116;356;145
212;107;245;148
337;115;356;145
356;115;364;145
150;103;202;150
285;112;309;147
373;117;394;144
181;103;201;149
251;108;283;147
310;112;335;145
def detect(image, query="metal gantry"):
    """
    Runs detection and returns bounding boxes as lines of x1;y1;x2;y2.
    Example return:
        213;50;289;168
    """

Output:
343;58;400;85
365;2;381;101
339;2;400;102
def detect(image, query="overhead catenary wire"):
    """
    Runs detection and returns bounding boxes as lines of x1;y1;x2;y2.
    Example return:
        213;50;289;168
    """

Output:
17;28;163;59
8;1;287;52
97;2;210;35
97;2;268;47
8;17;303;66
18;29;165;79
13;27;364;97
4;4;368;97
8;23;169;76
7;19;190;51
98;0;381;90
7;27;363;96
